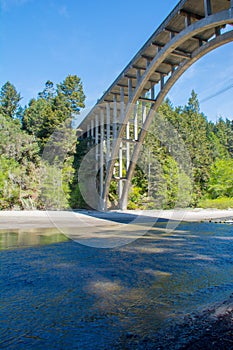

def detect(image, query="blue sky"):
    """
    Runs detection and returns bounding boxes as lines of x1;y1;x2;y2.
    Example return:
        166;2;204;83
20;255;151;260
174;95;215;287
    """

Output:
0;0;232;121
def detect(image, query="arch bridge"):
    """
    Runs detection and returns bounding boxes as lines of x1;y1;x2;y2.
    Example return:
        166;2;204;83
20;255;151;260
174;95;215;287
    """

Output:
77;0;233;211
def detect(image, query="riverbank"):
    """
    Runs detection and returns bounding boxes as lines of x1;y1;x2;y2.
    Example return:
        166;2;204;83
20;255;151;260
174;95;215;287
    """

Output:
0;208;233;230
120;295;233;349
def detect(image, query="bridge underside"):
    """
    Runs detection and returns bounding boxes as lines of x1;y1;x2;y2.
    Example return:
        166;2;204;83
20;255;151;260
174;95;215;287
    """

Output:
77;0;233;211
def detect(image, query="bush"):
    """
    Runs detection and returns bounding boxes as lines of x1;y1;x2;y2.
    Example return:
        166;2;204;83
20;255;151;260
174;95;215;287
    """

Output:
198;197;233;209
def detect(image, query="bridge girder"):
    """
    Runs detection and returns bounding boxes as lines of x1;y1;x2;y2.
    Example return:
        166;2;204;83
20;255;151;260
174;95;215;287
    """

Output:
77;1;233;211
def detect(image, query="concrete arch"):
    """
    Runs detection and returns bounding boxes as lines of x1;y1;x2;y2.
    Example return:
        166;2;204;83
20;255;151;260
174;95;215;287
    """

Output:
119;30;233;209
102;11;233;209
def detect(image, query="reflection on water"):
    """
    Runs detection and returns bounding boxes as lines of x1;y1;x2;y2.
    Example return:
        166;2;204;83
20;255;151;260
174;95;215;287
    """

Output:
0;228;69;250
0;222;233;349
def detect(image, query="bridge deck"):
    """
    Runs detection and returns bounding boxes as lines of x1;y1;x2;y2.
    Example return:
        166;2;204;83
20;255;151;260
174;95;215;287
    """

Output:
78;0;231;130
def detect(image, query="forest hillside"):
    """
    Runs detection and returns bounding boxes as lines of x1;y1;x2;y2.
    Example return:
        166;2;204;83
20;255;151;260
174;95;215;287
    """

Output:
0;79;232;210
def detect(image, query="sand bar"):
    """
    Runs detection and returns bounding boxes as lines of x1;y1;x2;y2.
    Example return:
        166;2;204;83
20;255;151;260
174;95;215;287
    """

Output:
0;208;232;230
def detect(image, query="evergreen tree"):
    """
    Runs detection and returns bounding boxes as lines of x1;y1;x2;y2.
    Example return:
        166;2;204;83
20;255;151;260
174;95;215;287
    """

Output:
225;119;233;157
38;80;56;102
177;91;211;201
56;75;85;115
22;75;85;152
22;98;62;151
214;117;233;157
0;81;22;119
207;159;233;198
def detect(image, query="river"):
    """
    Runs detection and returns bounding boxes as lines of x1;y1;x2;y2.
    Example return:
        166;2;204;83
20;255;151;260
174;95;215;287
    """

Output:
0;221;233;349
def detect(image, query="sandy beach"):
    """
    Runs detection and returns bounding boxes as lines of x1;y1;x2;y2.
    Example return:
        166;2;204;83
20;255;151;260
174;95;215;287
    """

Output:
0;208;232;249
0;208;232;230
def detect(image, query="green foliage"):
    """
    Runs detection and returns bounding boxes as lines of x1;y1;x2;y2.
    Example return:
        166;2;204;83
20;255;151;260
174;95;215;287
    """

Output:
0;156;20;209
0;153;40;210
23;75;85;153
39;120;78;209
214;118;233;157
69;184;87;209
207;131;229;160
130;154;192;210
0;81;21;119
159;156;192;209
128;187;144;209
22;98;58;150
177;92;211;200
56;75;85;115
39;159;75;210
0;75;85;210
206;159;233;199
38;80;56;101
128;99;193;209
198;197;233;209
0;78;232;211
0;113;40;209
69;138;93;209
0;114;39;163
127;92;232;209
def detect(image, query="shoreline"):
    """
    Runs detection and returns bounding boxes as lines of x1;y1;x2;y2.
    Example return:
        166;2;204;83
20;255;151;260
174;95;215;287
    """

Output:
122;295;233;349
0;208;232;230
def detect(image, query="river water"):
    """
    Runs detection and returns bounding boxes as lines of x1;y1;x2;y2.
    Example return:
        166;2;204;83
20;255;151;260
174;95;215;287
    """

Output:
0;221;233;349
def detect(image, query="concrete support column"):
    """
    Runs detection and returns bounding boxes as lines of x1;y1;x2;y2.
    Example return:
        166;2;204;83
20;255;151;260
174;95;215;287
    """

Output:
106;103;111;162
126;122;130;170
185;14;191;27
100;110;104;198
136;69;141;86
95;114;99;172
170;31;175;40
151;83;155;100
142;98;146;123
113;95;117;140
119;87;125;201
87;124;90;146
118;142;123;199
134;104;138;141
91;120;94;142
204;0;212;16
87;124;90;138
120;87;125;123
128;78;133;100
160;74;165;90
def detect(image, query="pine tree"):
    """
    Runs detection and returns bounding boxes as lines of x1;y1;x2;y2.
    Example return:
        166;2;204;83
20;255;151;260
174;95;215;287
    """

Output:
38;80;56;102
22;75;85;152
0;81;22;119
56;74;85;115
